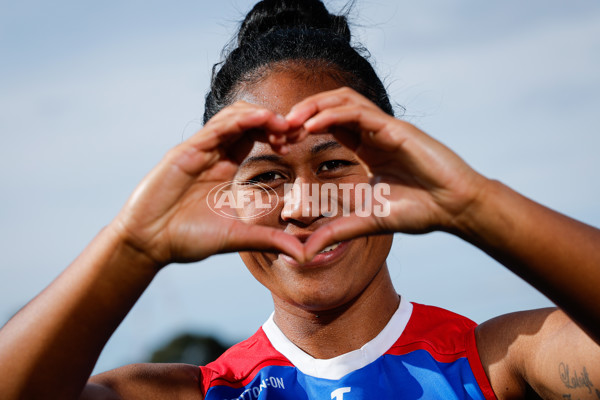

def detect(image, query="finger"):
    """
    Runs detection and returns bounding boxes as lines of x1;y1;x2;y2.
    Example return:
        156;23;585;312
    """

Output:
126;107;285;214
304;105;386;134
272;144;290;155
222;103;288;133
303;105;411;153
282;126;311;144
172;107;290;175
227;224;305;263
223;101;290;133
275;126;305;144
189;106;289;152
268;133;287;145
304;215;382;261
286;87;378;127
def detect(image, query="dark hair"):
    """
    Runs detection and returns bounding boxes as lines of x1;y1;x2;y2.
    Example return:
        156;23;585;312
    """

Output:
203;0;394;124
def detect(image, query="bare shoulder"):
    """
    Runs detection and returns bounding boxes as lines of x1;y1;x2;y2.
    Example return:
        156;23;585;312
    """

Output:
81;363;203;400
476;308;600;400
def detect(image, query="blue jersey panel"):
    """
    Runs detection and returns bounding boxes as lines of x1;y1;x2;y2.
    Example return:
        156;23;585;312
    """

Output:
205;350;487;400
205;365;304;400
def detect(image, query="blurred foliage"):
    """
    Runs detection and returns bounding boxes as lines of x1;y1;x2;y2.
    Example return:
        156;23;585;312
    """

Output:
149;333;229;365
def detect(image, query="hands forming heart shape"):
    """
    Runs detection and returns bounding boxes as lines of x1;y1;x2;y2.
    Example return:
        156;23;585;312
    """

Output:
111;87;487;268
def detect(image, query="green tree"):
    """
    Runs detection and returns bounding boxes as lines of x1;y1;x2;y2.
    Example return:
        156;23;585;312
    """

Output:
149;333;229;365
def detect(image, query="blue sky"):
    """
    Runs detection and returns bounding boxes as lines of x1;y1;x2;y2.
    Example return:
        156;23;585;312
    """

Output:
1;1;599;374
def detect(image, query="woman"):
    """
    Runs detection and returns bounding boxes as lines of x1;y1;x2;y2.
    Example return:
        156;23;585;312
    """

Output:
1;0;599;399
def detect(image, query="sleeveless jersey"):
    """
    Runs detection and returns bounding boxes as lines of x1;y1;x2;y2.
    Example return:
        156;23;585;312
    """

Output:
199;299;496;399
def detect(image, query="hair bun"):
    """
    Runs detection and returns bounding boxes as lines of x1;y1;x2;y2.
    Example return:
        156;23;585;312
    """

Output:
238;0;351;46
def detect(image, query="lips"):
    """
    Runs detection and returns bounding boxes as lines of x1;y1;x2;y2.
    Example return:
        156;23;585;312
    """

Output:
319;242;341;253
279;240;350;268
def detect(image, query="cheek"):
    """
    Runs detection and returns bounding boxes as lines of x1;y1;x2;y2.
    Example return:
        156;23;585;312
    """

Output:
239;251;274;284
234;175;382;222
325;176;373;217
238;251;291;300
370;234;393;261
233;185;282;223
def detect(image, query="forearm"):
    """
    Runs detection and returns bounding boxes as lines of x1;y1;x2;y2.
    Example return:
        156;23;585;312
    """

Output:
0;225;159;400
454;179;600;342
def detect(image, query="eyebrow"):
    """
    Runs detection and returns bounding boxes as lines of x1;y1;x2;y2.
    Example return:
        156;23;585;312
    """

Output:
239;154;282;168
238;141;344;168
311;140;343;155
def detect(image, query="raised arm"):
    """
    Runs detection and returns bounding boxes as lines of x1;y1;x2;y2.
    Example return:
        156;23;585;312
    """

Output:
285;86;600;398
287;86;600;340
454;174;600;340
0;102;303;400
443;145;600;399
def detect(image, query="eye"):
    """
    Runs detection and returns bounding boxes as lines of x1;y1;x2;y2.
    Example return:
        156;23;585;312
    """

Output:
318;160;356;173
245;171;285;185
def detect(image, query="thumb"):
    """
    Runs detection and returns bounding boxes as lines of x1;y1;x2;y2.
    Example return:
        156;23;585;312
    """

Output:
226;223;306;263
304;216;382;261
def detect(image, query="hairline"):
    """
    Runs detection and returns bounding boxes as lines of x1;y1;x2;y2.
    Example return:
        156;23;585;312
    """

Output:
227;59;362;106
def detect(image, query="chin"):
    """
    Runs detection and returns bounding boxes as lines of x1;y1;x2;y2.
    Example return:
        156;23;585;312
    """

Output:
268;267;365;313
239;234;393;312
276;287;356;313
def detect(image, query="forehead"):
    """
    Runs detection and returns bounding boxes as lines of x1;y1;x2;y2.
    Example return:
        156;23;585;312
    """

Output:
236;68;344;115
233;67;348;161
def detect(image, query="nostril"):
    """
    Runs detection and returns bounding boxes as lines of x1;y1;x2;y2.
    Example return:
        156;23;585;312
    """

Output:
281;181;322;221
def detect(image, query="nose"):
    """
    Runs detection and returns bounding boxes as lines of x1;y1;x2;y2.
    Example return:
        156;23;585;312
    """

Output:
281;177;323;226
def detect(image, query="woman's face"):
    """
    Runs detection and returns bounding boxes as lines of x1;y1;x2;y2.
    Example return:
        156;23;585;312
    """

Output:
234;67;393;312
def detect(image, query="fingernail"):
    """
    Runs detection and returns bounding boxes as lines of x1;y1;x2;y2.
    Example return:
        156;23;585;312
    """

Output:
269;134;285;145
304;119;315;130
276;135;287;144
285;108;298;121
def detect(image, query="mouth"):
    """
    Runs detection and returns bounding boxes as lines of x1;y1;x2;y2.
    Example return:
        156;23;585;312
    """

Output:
279;240;350;268
319;242;341;253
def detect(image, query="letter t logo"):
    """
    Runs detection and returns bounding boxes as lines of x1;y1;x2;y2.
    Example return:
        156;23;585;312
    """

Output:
331;387;351;400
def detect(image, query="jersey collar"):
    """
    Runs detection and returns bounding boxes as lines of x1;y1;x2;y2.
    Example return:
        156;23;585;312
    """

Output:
262;296;413;380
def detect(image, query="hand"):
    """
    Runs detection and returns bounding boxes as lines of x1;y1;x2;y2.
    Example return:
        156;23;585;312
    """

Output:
284;87;489;259
110;102;305;267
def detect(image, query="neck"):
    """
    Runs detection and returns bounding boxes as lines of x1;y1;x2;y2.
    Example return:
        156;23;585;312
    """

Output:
271;264;399;359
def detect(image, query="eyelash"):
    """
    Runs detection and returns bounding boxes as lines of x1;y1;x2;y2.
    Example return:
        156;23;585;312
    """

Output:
318;159;356;173
244;160;357;185
246;171;286;185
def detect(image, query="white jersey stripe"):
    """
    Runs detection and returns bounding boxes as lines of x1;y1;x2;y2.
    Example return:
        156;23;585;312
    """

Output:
262;297;413;380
